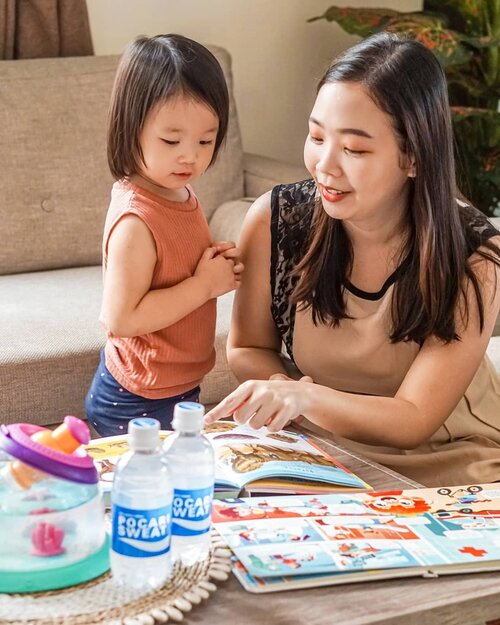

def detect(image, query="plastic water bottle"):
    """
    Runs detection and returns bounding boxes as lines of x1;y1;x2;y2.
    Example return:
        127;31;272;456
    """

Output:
110;418;173;589
162;402;214;566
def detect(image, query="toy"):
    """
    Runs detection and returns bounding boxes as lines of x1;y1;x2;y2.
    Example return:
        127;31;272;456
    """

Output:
0;417;109;592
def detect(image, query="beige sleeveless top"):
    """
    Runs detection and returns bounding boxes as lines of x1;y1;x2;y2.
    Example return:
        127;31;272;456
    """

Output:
293;286;500;487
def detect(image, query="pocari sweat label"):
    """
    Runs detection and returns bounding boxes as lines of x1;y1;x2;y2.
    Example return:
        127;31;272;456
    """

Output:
171;486;213;537
112;503;172;557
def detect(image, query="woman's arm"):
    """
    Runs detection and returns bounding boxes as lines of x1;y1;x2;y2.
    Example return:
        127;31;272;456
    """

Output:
207;240;500;449
227;191;290;380
101;215;238;337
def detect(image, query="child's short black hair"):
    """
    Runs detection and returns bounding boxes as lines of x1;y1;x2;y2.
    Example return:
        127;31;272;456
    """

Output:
107;34;230;180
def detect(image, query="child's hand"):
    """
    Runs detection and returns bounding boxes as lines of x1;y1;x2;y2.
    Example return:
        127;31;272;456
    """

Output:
195;246;239;299
213;241;244;282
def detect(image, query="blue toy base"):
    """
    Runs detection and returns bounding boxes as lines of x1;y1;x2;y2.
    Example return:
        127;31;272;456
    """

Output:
0;535;110;594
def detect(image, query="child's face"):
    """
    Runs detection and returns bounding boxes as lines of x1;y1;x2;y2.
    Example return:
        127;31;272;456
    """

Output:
137;96;219;192
304;81;413;233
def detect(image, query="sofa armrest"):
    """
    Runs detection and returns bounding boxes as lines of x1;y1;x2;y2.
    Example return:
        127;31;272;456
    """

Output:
243;152;309;198
209;198;254;243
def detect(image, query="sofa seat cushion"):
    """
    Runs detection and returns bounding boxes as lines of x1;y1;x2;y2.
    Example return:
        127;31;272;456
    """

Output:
0;267;237;426
0;266;105;424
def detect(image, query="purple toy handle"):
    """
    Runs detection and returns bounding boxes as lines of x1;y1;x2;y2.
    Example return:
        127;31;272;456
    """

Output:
0;423;97;484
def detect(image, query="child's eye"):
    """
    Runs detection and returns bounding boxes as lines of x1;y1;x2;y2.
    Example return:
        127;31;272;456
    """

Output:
162;139;179;145
344;147;367;155
309;135;323;145
200;140;214;145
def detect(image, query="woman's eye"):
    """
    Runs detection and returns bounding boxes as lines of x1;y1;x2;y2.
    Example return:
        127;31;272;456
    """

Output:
162;139;179;145
309;135;323;145
344;147;366;155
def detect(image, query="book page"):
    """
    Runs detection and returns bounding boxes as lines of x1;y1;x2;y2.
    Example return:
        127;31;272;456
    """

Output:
203;422;368;491
85;425;368;497
213;484;500;585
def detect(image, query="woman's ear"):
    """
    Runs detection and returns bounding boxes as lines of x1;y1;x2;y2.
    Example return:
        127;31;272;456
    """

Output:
407;158;416;178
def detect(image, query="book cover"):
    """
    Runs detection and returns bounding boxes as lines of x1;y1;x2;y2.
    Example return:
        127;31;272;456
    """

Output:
85;422;370;501
212;483;500;592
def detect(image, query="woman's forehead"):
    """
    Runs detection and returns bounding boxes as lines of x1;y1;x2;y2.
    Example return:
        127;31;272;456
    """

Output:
311;82;394;137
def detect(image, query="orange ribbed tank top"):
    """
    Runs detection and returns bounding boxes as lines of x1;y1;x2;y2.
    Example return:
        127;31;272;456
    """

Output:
102;179;216;399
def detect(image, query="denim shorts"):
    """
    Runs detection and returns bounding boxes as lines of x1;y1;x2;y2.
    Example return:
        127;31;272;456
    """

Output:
85;351;200;436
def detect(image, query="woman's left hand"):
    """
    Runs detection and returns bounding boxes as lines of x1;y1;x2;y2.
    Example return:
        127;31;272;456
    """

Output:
204;374;314;432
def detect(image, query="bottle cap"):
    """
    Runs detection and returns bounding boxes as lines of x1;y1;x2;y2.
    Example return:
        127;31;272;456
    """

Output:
128;418;161;451
172;402;205;432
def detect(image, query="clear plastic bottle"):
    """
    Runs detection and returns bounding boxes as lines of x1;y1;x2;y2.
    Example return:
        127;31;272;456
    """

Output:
162;402;214;566
110;418;173;589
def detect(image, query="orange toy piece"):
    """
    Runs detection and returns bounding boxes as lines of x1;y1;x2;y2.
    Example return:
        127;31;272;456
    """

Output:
31;420;85;454
8;417;91;489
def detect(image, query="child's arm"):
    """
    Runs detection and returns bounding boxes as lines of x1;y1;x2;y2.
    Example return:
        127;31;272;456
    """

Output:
101;214;239;337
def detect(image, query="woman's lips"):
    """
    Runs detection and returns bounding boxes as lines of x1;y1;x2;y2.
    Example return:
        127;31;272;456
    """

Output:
319;184;350;203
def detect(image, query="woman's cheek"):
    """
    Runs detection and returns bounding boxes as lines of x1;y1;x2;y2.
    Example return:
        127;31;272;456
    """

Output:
303;142;316;178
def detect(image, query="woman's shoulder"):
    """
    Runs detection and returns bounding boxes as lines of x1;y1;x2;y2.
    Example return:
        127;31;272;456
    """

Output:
458;199;500;255
271;178;316;229
271;178;315;209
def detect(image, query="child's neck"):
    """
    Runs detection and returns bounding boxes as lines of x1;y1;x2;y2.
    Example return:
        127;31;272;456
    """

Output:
128;173;189;202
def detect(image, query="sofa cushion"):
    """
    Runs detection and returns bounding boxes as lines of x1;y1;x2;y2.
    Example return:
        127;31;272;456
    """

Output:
191;47;244;222
0;56;116;274
209;198;253;243
487;337;500;374
199;291;239;406
0;267;238;425
0;46;243;275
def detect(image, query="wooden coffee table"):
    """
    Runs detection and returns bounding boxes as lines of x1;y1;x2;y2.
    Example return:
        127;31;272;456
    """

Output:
194;433;500;625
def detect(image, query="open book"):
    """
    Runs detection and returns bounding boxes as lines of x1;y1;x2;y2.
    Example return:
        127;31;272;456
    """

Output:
85;422;369;502
212;483;500;593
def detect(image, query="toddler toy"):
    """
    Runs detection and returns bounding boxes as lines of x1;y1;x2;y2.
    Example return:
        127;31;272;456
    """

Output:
0;417;109;592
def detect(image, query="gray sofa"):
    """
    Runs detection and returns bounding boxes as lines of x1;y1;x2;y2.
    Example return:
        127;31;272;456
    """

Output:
0;47;306;427
0;47;498;428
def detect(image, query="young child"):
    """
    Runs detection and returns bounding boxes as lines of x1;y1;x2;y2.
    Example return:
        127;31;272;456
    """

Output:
86;34;243;436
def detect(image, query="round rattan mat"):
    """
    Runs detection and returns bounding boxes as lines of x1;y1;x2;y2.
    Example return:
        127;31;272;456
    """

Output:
0;534;231;625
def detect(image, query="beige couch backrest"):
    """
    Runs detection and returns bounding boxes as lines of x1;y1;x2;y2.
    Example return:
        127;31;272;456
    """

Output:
0;46;243;275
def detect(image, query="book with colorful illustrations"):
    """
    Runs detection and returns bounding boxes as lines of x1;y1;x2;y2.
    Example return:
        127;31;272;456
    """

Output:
212;483;500;592
85;422;369;502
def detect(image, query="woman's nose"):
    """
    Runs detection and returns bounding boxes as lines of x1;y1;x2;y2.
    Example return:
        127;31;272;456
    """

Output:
318;150;342;178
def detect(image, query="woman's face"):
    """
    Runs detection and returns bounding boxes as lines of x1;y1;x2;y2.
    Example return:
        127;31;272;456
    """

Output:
304;81;413;232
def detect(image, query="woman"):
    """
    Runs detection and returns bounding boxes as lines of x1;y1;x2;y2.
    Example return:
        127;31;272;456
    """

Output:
205;32;500;487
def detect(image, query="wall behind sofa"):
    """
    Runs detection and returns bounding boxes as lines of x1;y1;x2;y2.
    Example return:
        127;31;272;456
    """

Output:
86;0;422;166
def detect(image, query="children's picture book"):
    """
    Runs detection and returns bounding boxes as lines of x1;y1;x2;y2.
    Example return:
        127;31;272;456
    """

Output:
212;483;500;593
85;422;370;502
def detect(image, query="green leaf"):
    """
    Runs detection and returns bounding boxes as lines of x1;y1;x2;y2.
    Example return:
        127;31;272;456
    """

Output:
451;106;500;121
385;24;473;66
460;34;500;49
308;7;399;37
425;0;485;32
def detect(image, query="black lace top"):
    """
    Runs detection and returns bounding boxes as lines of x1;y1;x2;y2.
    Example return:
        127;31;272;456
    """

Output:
270;178;499;362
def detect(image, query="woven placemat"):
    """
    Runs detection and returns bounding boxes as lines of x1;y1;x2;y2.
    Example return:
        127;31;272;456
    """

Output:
0;532;231;625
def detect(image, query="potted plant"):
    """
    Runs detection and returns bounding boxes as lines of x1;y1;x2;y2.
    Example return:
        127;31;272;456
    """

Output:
309;1;499;216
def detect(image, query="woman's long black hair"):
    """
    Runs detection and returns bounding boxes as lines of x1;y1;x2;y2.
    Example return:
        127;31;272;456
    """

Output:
292;32;499;345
